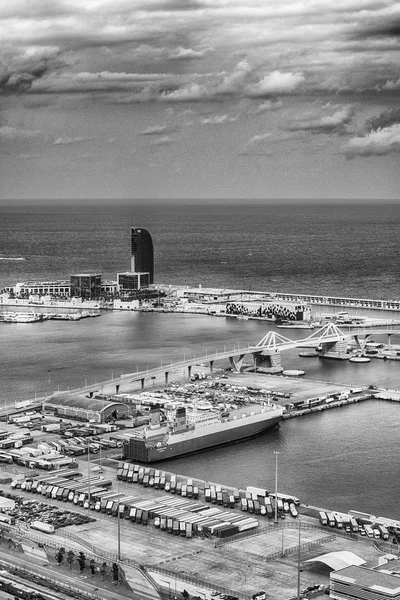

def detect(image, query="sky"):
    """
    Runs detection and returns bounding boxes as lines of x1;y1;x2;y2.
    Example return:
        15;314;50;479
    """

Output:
0;0;399;202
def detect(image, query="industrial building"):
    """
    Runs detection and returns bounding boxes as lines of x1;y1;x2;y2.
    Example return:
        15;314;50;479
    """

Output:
330;565;400;600
44;393;130;423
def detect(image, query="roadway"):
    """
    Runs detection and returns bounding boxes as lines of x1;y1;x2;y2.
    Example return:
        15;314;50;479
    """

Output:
1;323;399;416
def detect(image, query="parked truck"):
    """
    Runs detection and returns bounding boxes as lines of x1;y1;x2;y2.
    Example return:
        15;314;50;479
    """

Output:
31;521;55;534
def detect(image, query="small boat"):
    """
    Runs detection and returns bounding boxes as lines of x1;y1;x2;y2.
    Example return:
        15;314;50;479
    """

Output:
349;356;370;363
299;351;319;358
282;369;305;377
276;321;314;329
2;312;44;323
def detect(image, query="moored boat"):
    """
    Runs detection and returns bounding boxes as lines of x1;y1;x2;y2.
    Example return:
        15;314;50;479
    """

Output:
124;402;283;463
2;312;44;323
349;356;370;363
276;320;314;329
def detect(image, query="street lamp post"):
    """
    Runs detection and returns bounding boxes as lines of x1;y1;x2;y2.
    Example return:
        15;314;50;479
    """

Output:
297;518;301;600
274;451;280;524
117;481;121;561
87;439;91;508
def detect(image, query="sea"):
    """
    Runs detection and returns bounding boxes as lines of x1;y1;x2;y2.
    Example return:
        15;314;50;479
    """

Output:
0;201;399;520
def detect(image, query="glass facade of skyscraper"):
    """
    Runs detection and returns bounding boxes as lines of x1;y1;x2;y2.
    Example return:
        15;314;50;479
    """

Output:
130;228;154;284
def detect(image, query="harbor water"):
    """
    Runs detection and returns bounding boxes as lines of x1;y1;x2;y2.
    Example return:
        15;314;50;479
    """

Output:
1;202;399;521
1;310;399;520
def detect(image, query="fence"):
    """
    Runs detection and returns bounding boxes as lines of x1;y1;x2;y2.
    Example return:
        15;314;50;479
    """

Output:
148;564;253;600
25;526;160;592
214;521;340;547
263;535;336;563
0;556;106;600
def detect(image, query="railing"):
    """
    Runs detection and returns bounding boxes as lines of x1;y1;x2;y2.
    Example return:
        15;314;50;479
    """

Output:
214;521;338;547
147;564;253;600
263;535;335;563
0;560;104;600
2;523;160;593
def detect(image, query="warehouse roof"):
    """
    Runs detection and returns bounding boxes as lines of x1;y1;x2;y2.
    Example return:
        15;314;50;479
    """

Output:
45;392;127;413
306;551;365;571
331;565;400;591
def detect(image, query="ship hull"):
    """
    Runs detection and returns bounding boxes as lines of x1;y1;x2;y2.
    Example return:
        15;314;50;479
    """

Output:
124;413;282;463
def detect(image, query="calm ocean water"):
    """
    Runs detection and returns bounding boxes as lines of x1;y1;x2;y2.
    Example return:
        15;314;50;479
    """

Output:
0;202;399;519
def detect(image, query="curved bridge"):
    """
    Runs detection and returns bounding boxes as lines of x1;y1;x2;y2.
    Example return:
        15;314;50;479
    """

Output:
74;323;400;394
2;323;400;413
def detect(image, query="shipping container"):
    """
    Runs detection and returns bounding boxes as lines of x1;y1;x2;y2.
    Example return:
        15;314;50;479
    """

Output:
372;527;381;539
350;517;359;533
129;507;137;522
326;512;336;527
246;486;268;499
319;511;328;526
237;520;259;533
31;521;55;534
334;514;343;528
364;525;374;538
377;524;389;540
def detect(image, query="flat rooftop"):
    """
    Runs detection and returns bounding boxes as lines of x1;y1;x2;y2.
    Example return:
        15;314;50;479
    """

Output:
332;565;400;591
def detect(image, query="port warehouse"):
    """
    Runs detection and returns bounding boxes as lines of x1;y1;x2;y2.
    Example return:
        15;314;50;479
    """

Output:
43;393;130;423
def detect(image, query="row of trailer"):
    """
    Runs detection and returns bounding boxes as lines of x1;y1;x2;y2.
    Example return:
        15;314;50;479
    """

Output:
205;485;299;520
106;463;261;538
16;469;113;508
117;462;200;497
117;462;299;525
318;510;390;540
17;467;260;539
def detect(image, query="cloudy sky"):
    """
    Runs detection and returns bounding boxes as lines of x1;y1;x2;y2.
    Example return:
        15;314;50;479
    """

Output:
0;0;399;201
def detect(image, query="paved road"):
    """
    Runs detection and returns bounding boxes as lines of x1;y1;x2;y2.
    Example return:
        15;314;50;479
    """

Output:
0;545;153;600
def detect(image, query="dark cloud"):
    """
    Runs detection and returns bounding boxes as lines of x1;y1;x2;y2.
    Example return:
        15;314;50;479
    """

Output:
142;0;206;11
0;49;65;94
349;18;400;40
365;107;400;131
